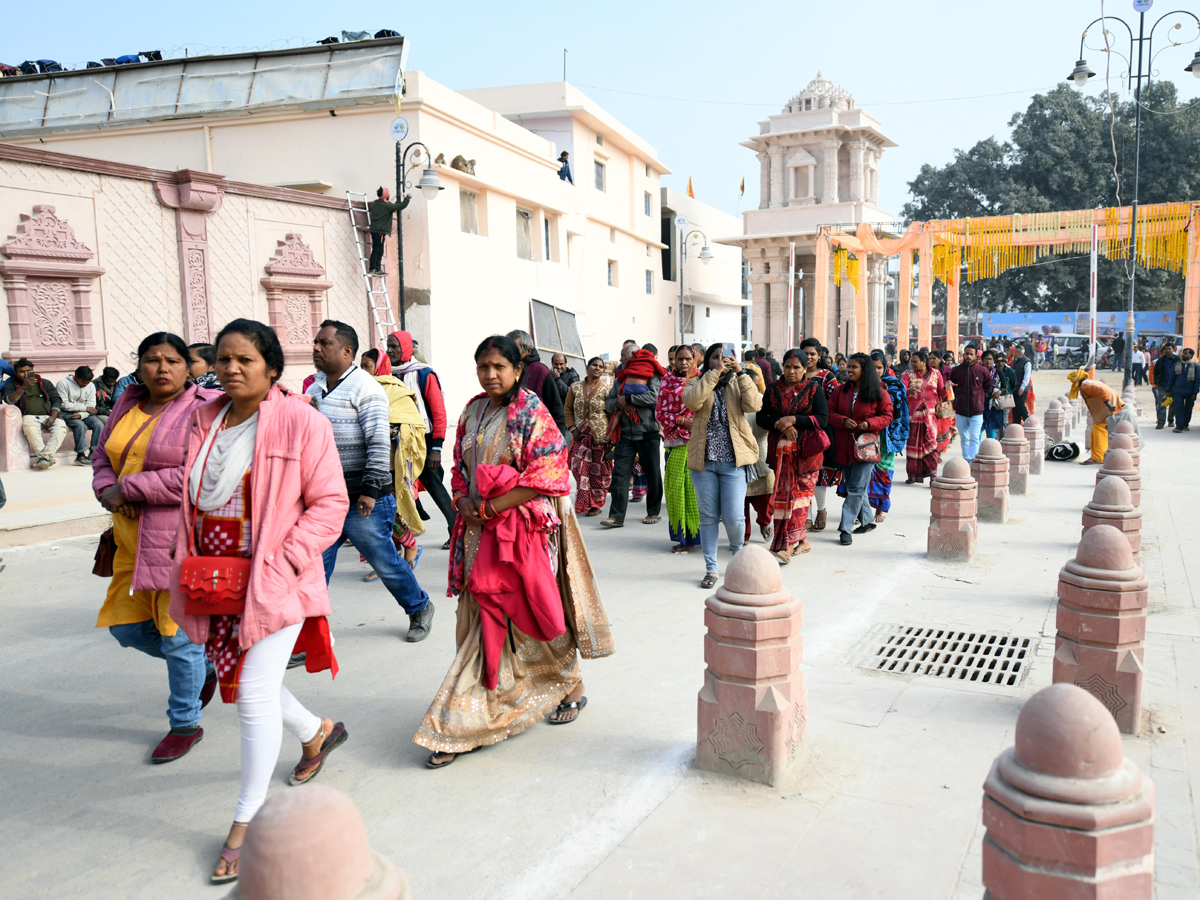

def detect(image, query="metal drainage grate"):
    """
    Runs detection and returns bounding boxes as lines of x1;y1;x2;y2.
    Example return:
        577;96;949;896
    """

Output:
846;624;1036;687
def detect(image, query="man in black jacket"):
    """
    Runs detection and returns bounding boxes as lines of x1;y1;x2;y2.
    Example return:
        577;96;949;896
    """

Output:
1;358;67;468
367;186;409;276
552;353;580;399
506;330;567;433
1153;344;1177;429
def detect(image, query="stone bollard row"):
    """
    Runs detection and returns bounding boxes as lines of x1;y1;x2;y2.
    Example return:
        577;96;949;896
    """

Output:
1083;476;1143;564
981;683;1154;900
1096;448;1140;507
1122;386;1140;418
1113;418;1140;450
1043;399;1066;445
927;458;977;562
228;784;411;900
697;545;805;786
1000;424;1030;495
1023;414;1045;475
1052;524;1147;735
1108;432;1140;469
970;438;1010;524
1056;394;1075;437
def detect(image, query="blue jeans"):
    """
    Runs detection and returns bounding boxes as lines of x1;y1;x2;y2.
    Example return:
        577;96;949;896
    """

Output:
322;492;428;615
65;414;104;454
839;461;875;535
689;461;748;574
956;413;984;463
109;620;208;729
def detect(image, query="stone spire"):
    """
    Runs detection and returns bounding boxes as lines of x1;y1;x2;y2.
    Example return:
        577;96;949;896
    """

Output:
783;72;855;113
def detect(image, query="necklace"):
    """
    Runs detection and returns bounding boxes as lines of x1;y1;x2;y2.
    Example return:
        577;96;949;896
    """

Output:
473;401;505;451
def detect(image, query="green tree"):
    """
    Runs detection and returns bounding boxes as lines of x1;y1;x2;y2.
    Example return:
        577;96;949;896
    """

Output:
902;82;1200;320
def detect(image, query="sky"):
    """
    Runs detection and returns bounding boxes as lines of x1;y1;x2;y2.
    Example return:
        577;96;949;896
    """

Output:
5;0;1200;219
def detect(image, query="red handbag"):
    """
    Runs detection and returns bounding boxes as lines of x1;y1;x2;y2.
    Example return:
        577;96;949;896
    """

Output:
798;416;831;458
852;431;881;463
180;424;250;617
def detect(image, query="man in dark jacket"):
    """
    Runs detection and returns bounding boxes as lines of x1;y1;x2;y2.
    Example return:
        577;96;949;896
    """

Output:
1152;344;1177;429
1;357;67;468
506;330;567;433
948;343;994;464
1110;334;1126;372
367;186;409;276
551;353;580;399
1165;347;1199;433
602;351;663;528
1007;344;1032;424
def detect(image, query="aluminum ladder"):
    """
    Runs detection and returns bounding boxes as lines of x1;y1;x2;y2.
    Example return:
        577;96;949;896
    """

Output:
346;191;397;350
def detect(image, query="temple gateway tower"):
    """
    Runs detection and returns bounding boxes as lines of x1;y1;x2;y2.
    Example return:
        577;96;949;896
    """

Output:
723;73;896;354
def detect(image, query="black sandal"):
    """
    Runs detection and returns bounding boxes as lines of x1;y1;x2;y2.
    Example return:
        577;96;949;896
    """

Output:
548;696;588;724
425;751;458;769
700;573;718;589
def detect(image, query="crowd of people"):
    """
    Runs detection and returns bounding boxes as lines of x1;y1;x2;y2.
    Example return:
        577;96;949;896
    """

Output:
0;314;1190;886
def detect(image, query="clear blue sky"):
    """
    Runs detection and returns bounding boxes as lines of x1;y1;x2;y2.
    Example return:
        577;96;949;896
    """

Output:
5;0;1199;219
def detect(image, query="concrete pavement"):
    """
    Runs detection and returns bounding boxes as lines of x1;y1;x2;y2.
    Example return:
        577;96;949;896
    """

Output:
2;372;1197;899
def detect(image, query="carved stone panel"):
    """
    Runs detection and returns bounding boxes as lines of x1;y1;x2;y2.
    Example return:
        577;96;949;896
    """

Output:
261;234;332;370
0;205;107;371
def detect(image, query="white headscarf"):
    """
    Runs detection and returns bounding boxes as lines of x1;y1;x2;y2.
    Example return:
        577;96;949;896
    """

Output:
188;402;259;511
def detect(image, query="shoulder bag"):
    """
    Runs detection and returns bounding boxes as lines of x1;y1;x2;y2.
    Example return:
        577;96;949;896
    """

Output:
92;404;166;578
996;394;1016;411
179;422;251;617
798;415;831;458
851;431;881;463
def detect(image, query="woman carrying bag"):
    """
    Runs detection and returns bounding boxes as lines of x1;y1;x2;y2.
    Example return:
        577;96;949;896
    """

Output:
682;343;763;589
167;319;350;884
828;352;893;546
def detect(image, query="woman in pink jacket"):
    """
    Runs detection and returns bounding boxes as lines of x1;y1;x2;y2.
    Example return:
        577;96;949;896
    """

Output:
93;332;223;764
167;319;350;884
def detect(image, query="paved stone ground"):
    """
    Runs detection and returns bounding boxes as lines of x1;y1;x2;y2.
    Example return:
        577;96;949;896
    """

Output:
1;371;1197;899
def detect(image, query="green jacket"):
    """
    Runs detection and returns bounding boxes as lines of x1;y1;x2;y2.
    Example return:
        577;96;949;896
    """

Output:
369;195;410;234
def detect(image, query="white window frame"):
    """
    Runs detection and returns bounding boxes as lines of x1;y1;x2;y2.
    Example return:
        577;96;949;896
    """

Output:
459;188;479;235
515;208;534;260
645;269;653;294
607;259;618;287
644;191;652;216
594;161;606;192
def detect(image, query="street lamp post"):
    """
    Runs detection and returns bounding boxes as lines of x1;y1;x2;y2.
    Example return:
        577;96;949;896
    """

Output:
676;224;713;345
394;140;443;331
1067;2;1200;388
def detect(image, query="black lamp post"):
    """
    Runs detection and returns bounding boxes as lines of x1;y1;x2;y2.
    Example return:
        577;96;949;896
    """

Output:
1068;5;1200;388
394;141;443;331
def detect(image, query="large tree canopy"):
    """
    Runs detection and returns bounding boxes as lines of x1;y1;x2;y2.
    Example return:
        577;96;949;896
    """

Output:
901;82;1200;319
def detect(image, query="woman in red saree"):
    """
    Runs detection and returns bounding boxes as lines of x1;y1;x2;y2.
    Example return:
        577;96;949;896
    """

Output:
902;349;949;484
756;349;829;564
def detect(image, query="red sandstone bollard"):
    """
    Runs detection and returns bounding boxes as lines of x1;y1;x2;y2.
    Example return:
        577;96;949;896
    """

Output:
927;458;978;561
1023;415;1045;476
229;784;411;900
1122;387;1140;418
697;545;805;786
1056;395;1075;437
1083;476;1143;565
981;683;1154;899
970;438;1009;524
1000;424;1030;495
1052;524;1147;734
1108;432;1139;470
1043;399;1066;444
1096;448;1141;507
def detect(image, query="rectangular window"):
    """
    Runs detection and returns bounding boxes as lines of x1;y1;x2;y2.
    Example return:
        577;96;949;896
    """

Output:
705;306;711;318
544;218;551;261
515;209;534;260
459;189;479;235
645;163;651;177
594;161;606;192
596;133;603;146
530;298;586;376
607;260;618;287
645;270;653;294
644;191;652;216
609;227;616;243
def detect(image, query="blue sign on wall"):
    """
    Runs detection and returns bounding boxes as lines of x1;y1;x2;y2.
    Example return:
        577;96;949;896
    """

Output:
981;311;1178;338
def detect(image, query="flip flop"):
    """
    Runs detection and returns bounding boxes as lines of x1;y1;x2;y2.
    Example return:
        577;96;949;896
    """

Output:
600;518;624;528
441;538;452;550
407;546;423;570
585;509;601;517
425;751;458;769
548;695;587;725
642;515;661;524
288;722;348;786
361;571;380;582
211;845;240;885
700;573;718;589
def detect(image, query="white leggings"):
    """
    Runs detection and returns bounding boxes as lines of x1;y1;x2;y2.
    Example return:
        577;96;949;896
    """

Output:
813;486;828;512
234;622;321;822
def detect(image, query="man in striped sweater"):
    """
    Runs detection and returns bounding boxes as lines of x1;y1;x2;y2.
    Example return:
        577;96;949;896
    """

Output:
308;320;435;642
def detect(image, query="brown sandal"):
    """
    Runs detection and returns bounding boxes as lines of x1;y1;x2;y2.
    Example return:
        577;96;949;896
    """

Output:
811;509;827;532
288;721;348;786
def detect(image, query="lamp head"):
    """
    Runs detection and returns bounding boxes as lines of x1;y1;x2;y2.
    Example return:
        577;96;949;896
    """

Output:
417;167;443;200
1186;50;1200;78
1068;58;1095;88
698;245;714;264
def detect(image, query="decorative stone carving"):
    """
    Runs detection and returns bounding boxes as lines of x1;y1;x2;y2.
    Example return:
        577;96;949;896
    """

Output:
1096;448;1140;507
1053;524;1147;734
768;145;785;209
261;234;332;370
927;458;978;561
235;784;410;900
697;545;804;786
970;438;1009;524
1;204;106;372
1000;423;1030;495
981;684;1154;899
782;72;855;113
1083;476;1142;564
154;172;225;344
819;140;840;205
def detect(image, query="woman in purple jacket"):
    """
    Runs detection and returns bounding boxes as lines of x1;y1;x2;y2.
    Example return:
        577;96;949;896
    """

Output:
92;333;223;763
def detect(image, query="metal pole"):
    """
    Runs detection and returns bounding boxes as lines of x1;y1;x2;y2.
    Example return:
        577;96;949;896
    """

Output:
678;227;685;346
1123;12;1145;388
1089;222;1098;364
396;141;406;332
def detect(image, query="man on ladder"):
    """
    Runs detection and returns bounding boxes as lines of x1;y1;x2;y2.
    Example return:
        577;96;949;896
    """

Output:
368;187;408;276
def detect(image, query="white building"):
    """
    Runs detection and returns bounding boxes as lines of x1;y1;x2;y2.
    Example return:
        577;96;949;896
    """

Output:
721;73;897;355
0;38;738;408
